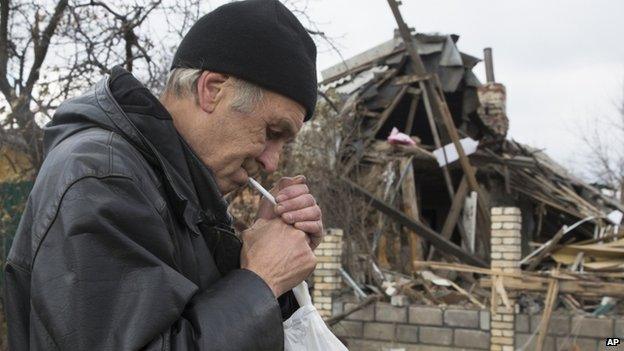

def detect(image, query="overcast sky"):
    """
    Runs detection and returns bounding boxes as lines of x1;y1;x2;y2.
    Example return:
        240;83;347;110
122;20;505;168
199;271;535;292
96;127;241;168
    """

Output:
288;0;624;172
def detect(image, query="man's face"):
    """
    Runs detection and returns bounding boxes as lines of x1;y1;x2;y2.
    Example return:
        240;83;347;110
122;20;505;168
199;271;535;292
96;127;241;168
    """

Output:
183;77;305;194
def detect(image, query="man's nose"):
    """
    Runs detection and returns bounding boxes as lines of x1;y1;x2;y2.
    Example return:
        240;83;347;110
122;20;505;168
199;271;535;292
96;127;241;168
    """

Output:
257;148;280;173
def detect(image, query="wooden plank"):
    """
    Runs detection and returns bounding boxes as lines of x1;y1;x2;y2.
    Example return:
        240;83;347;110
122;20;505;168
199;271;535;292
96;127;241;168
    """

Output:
536;278;559;351
400;157;424;268
480;276;624;297
463;191;478;253
441;176;469;240
428;176;469;260
385;0;491;250
526;227;566;271
342;83;408;176
404;93;420;135
342;176;487;267
393;74;432;85
421;82;455;201
494;275;512;310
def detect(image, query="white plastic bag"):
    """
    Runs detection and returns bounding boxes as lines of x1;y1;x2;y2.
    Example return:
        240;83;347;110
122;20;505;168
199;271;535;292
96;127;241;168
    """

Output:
283;281;348;350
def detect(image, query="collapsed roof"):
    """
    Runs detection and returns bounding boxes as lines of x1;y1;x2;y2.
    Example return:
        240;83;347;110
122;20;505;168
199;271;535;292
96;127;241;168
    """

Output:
315;29;622;272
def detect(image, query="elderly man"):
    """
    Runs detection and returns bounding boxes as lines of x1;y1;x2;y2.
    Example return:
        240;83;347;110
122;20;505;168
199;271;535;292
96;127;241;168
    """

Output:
4;1;323;350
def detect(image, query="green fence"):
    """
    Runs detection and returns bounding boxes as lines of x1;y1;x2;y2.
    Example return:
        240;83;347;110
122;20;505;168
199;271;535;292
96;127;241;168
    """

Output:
0;181;33;289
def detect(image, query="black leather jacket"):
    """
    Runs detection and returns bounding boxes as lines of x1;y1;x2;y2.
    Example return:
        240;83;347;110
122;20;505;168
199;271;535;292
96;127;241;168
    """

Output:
4;67;295;350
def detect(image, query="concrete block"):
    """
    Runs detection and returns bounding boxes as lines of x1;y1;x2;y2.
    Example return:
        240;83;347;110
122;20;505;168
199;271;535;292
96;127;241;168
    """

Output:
331;320;363;338
515;314;529;333
529;314;569;336
419;326;452;345
444;309;480;328
345;302;375;321
391;294;409;307
396;324;419;343
343;338;388;351
409;306;443;326
376;302;407;323
556;337;598;350
571;316;613;338
515;333;554;351
454;329;490;349
363;322;395;341
615;319;624;337
332;299;344;315
480;310;490;330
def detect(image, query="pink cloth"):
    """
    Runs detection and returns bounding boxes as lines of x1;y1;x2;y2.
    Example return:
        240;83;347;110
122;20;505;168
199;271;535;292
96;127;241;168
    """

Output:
387;127;416;146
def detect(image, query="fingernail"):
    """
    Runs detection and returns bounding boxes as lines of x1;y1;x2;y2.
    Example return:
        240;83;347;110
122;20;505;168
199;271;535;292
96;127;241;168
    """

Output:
275;195;286;202
296;175;307;182
284;214;293;223
276;205;284;213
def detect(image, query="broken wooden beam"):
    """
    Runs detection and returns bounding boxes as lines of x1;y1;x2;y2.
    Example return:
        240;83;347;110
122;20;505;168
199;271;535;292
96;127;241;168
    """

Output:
393;74;432;85
400;157;424;268
341;177;487;267
479;276;624;297
536;278;559;351
525;226;566;271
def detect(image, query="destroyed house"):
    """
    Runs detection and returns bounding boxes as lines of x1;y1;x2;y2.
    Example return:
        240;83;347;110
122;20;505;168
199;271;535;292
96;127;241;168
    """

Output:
317;30;624;274
304;26;624;350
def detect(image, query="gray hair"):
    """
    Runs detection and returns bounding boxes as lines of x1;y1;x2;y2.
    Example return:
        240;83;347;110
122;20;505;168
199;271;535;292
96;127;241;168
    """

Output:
163;68;265;113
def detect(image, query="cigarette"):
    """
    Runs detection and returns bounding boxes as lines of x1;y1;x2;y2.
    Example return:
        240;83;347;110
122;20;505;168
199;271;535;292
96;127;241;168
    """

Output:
248;177;277;205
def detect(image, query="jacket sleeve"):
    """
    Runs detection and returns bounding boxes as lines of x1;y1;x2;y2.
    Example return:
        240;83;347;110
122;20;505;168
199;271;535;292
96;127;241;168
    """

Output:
31;175;284;351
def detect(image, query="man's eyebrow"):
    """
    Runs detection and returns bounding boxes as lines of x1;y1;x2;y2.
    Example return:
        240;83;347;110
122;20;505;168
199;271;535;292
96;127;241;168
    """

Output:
274;118;298;139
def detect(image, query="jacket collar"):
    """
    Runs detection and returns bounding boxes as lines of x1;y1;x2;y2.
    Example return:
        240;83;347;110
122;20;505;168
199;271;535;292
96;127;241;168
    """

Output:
92;68;231;234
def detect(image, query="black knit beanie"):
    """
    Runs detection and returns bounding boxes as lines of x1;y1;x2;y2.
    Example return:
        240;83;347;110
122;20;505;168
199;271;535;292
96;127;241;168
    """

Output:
171;0;317;121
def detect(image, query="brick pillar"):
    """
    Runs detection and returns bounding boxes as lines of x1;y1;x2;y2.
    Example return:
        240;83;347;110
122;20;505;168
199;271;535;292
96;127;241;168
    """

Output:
489;207;521;351
313;228;344;318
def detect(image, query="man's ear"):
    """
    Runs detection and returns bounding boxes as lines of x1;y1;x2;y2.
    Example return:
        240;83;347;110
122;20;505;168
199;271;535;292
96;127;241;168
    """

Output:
196;71;229;113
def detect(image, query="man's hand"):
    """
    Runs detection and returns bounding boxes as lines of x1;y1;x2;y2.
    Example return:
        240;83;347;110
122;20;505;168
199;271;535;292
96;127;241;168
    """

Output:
241;218;316;297
256;175;324;249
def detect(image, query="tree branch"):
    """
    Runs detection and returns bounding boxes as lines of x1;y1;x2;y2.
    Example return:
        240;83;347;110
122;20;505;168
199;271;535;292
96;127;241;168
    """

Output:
0;0;14;99
23;0;68;96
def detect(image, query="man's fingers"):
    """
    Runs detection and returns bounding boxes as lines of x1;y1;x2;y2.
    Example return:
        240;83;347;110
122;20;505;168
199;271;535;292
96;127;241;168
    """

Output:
294;221;323;235
275;175;306;192
275;184;309;202
275;194;315;214
281;205;321;224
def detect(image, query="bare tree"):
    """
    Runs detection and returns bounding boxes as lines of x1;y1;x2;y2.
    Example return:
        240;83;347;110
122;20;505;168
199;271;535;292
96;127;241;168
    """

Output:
0;0;338;180
578;81;624;202
0;0;201;178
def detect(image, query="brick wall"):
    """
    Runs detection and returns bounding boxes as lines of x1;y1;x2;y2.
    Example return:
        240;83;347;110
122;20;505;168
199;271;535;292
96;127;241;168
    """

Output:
312;228;344;317
490;207;522;351
329;301;621;351
331;302;490;351
515;312;623;350
319;213;622;350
